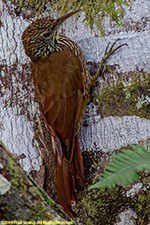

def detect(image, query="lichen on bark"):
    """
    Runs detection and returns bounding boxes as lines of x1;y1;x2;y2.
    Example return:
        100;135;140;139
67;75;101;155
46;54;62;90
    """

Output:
94;69;150;119
0;142;76;223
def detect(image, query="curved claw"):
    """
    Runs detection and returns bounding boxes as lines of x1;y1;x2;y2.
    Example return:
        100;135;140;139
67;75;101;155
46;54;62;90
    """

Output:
94;39;127;81
104;38;127;61
107;38;121;53
104;41;110;55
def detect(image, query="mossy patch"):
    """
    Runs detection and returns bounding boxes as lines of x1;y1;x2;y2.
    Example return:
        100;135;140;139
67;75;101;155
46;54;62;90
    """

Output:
94;69;150;119
0;143;72;222
76;185;127;225
129;173;150;225
10;0;131;35
75;148;150;224
3;147;28;192
75;150;126;225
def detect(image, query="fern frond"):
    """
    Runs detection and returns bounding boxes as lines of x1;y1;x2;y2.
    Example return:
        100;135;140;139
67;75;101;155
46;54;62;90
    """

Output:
89;145;150;190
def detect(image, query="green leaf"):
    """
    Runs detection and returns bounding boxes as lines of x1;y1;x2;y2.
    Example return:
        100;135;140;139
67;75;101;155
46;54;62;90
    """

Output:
89;145;150;190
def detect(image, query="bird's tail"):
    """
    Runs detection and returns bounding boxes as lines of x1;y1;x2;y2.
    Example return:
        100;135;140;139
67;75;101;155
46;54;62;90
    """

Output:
56;137;84;217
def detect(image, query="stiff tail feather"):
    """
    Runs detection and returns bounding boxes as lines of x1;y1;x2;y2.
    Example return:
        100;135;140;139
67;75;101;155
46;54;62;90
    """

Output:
56;137;84;217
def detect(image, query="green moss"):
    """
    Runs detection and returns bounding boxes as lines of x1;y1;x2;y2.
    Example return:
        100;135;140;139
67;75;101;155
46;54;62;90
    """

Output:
12;0;49;12
54;0;130;35
129;171;150;224
76;149;150;224
3;147;55;209
12;0;131;35
1;144;72;221
3;149;28;192
3;150;50;219
94;70;150;119
130;188;150;224
75;151;126;225
28;181;55;207
30;204;51;220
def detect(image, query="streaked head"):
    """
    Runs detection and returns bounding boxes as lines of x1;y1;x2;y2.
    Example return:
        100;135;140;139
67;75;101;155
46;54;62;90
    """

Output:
22;10;80;61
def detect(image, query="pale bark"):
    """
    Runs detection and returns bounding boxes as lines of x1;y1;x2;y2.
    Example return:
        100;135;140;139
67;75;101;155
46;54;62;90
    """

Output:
0;0;56;199
1;0;150;224
63;0;150;152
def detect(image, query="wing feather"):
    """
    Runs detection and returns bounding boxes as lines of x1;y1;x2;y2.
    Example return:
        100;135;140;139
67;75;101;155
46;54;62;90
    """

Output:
33;45;86;161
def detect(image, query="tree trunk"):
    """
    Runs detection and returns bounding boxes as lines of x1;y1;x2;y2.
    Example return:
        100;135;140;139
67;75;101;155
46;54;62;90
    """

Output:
0;0;57;200
0;142;75;223
1;0;150;224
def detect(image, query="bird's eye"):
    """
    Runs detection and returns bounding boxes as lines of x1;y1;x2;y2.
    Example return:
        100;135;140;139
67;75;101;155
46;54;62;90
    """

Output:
43;32;50;38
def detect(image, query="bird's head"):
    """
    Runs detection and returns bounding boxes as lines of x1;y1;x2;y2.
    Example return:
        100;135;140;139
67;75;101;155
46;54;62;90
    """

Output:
22;10;80;61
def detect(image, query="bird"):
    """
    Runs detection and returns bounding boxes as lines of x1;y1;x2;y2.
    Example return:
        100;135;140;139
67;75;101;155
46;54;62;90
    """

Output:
22;9;125;217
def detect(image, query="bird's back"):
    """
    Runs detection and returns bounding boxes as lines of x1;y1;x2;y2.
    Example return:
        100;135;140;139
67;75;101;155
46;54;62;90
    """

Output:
32;37;84;97
31;35;90;160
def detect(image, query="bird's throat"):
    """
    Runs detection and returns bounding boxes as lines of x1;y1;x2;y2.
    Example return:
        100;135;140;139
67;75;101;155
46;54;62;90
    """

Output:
32;39;61;61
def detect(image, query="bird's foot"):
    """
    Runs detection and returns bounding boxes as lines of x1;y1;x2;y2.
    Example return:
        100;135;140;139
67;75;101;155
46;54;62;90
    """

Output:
90;39;127;102
95;39;127;79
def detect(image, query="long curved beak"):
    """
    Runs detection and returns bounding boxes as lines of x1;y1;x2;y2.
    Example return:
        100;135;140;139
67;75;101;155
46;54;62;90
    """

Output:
55;9;81;28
